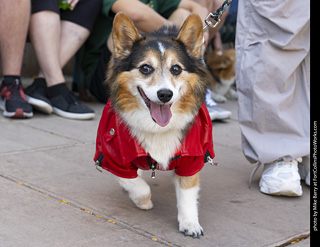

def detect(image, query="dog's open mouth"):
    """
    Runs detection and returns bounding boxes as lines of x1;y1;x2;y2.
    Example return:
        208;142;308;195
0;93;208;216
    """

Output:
138;87;172;127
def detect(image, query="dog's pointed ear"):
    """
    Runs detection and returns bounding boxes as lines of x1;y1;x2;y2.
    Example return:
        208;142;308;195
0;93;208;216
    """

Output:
176;14;204;58
112;12;142;57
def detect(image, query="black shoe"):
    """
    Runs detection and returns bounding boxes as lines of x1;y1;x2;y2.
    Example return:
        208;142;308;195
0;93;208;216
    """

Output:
0;77;33;118
47;83;95;120
25;78;53;114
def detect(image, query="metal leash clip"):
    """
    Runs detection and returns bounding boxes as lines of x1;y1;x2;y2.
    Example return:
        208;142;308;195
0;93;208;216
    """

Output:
95;160;103;173
203;0;232;32
203;13;221;32
207;156;219;166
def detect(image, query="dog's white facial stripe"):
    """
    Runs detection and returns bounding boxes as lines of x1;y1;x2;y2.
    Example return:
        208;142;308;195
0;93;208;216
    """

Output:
158;42;166;56
136;49;182;105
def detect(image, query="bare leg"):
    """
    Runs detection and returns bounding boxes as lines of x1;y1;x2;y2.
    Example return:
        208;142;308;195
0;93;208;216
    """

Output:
59;21;91;101
27;11;94;119
29;11;90;87
0;0;30;75
29;11;64;87
59;20;90;68
0;0;33;118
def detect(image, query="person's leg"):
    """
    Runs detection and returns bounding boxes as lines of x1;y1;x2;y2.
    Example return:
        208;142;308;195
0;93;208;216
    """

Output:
25;7;62;114
59;0;101;68
0;0;30;75
60;0;101;102
33;19;90;82
29;0;92;83
59;21;90;69
27;1;95;119
29;10;65;87
0;0;33;118
236;0;310;196
46;21;95;120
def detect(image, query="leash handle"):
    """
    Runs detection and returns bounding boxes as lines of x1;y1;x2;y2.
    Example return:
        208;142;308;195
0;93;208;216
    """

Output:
203;0;232;32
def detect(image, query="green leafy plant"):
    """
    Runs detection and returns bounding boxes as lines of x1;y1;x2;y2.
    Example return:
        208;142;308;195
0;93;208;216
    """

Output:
59;0;71;10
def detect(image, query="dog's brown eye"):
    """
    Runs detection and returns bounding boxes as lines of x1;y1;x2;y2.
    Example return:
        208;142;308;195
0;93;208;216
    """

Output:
170;65;182;75
139;64;154;75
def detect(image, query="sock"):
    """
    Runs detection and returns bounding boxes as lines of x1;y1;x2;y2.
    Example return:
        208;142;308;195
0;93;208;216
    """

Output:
46;82;69;98
33;77;47;87
2;75;21;85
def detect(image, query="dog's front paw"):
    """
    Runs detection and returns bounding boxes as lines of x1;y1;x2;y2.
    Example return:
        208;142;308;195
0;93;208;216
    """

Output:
135;198;153;210
225;88;238;100
179;221;204;238
211;92;227;103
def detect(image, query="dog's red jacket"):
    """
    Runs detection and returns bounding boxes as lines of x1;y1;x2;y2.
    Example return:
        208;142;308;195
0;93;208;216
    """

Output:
94;101;214;179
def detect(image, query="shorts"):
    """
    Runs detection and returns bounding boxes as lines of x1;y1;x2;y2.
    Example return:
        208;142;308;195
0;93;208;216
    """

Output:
31;0;101;31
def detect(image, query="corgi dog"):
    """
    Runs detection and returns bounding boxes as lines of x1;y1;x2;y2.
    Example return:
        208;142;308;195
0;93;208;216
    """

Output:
205;48;237;103
94;13;214;238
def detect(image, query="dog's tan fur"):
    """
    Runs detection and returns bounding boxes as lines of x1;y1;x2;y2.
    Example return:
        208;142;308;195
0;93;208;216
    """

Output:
175;173;200;190
206;48;237;102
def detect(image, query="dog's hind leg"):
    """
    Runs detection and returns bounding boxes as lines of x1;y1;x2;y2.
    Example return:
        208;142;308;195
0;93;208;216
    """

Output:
174;172;203;238
118;175;153;210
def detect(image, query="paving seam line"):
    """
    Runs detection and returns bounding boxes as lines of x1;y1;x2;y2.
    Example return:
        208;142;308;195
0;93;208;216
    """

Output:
264;231;310;247
1;118;87;143
0;172;180;247
0;141;95;157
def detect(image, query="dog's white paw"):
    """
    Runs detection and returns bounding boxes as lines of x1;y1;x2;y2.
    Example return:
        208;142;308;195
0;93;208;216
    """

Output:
179;220;204;238
135;198;153;210
211;92;227;103
118;176;153;210
225;88;238;100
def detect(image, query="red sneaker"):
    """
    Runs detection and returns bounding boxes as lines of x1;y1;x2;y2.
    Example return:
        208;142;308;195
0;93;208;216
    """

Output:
0;78;33;118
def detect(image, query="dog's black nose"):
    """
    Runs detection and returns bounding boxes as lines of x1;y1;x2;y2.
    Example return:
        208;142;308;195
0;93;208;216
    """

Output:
157;89;173;103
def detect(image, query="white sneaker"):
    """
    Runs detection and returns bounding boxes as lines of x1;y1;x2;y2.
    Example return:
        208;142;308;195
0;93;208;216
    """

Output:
305;172;310;186
205;89;231;120
299;156;310;186
260;158;303;196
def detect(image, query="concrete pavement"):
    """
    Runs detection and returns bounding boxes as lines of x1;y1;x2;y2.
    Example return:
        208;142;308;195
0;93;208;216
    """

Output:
0;84;310;246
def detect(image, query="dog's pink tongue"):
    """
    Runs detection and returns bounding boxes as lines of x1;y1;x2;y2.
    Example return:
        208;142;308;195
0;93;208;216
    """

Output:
150;101;172;127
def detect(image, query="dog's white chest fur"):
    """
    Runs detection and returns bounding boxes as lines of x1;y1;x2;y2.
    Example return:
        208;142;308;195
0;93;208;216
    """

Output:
135;128;183;169
121;109;194;169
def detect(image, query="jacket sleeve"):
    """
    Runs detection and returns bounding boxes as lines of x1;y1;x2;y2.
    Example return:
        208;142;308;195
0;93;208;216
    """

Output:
94;103;139;179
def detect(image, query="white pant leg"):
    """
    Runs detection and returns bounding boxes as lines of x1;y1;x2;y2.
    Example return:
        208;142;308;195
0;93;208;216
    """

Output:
235;0;310;164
